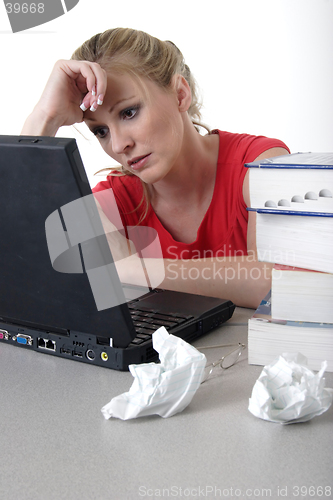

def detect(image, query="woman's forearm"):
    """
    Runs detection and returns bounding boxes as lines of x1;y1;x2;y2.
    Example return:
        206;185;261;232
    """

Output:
21;108;60;136
161;256;273;309
21;59;108;137
117;253;273;309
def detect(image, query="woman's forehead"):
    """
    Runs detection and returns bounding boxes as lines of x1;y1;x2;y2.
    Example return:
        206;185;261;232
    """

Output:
104;71;171;102
106;72;140;94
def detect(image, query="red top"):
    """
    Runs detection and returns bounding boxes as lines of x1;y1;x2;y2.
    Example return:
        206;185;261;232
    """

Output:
92;130;289;258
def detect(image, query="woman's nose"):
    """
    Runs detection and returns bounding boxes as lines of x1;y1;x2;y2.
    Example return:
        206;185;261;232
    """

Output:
111;128;134;155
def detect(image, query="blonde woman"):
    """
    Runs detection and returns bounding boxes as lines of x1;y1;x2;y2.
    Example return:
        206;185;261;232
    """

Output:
22;28;289;308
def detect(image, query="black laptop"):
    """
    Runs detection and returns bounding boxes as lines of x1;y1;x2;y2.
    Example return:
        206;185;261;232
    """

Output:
0;135;235;370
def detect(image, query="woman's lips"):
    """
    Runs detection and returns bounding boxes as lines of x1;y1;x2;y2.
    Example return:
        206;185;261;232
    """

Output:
128;154;151;170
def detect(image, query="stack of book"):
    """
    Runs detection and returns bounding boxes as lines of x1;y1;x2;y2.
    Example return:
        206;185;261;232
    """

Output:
245;152;333;371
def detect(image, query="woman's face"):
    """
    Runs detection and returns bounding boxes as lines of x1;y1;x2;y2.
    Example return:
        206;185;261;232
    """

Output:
84;71;186;185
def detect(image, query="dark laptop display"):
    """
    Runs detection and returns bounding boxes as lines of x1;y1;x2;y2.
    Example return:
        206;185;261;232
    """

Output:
0;136;235;370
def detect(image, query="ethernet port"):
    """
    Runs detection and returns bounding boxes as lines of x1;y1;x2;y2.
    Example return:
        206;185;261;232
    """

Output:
46;340;56;351
37;338;56;351
38;338;46;349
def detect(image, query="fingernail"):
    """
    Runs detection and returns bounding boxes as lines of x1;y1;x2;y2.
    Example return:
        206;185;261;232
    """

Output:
80;102;88;112
92;85;96;96
90;102;98;112
97;94;104;105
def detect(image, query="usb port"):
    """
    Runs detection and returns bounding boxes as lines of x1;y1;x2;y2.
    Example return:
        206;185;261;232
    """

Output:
60;347;72;356
73;351;83;358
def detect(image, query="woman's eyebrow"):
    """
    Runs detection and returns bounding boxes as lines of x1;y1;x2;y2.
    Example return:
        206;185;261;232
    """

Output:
85;96;136;123
109;96;136;114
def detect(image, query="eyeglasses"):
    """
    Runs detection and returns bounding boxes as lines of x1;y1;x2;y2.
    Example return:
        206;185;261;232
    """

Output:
197;343;246;383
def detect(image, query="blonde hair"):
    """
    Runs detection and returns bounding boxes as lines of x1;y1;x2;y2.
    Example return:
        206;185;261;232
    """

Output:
71;28;209;222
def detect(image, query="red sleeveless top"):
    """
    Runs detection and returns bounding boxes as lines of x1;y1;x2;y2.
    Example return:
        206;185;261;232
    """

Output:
93;130;289;258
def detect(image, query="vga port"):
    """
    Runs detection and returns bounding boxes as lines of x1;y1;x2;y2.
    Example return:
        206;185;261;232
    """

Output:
14;334;33;346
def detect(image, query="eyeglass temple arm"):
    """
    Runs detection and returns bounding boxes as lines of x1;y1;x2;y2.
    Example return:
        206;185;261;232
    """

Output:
197;342;246;351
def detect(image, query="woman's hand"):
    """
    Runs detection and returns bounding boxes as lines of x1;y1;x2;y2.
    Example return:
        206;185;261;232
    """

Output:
21;59;107;136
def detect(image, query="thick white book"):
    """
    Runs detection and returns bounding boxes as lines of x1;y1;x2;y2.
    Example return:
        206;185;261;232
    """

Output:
245;152;333;213
245;152;333;272
271;265;333;324
247;208;333;273
248;292;333;372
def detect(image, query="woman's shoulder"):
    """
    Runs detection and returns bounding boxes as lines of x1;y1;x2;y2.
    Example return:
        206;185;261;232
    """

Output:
212;129;289;164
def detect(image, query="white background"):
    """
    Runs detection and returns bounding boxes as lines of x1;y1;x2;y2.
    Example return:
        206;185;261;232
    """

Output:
1;0;332;186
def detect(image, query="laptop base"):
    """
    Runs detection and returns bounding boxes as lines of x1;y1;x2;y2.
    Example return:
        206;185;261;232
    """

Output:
0;289;235;371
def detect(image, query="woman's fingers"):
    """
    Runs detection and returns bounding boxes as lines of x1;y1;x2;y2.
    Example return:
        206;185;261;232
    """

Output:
58;60;107;113
58;59;107;95
79;89;105;112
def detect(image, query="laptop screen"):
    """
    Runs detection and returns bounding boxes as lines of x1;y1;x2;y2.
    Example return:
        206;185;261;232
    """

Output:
0;135;136;348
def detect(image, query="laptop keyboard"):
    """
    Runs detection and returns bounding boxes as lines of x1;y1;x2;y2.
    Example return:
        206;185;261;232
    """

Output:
128;305;194;346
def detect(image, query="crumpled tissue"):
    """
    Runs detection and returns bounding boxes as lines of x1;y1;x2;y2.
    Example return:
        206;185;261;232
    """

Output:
248;352;333;424
101;327;207;420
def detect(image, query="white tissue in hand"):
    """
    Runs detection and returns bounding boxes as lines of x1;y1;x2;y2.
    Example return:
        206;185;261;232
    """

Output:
248;353;333;424
101;327;206;420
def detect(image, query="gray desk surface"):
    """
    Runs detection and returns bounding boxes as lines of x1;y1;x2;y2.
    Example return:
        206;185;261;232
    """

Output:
1;307;332;500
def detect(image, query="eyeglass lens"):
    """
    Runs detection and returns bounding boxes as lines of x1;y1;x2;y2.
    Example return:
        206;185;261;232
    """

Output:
221;346;242;369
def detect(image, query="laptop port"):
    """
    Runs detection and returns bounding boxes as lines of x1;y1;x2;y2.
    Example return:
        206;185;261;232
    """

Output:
38;338;46;349
73;350;83;358
14;334;33;346
0;328;9;340
101;352;108;362
46;340;56;350
38;338;56;351
60;347;72;356
86;349;95;361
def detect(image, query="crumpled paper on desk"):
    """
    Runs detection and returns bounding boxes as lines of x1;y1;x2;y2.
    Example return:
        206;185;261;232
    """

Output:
248;353;333;424
101;327;206;420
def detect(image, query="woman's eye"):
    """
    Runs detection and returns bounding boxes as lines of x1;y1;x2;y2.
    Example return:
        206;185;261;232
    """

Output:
121;106;139;120
93;127;109;139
